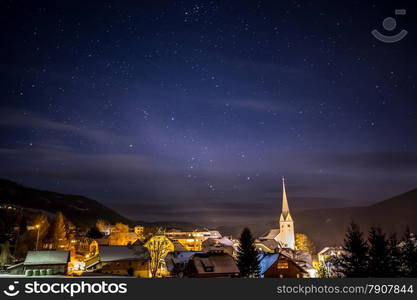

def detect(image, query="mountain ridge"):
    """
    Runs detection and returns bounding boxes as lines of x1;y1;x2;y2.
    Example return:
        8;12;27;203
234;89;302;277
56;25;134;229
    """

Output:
0;178;130;226
1;178;416;250
293;188;417;249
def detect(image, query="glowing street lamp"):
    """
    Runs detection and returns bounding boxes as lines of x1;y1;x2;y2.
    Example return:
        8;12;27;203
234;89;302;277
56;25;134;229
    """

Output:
35;224;40;251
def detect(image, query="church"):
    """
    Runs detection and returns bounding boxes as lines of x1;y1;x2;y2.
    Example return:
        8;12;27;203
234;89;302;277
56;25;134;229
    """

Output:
255;179;318;277
256;178;295;251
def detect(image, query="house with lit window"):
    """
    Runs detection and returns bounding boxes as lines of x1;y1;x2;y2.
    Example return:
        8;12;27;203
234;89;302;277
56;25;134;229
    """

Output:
202;236;238;257
165;229;222;251
258;252;308;278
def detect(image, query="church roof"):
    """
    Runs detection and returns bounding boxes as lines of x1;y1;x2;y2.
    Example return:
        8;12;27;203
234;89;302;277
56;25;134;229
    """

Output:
280;178;292;221
256;239;280;252
259;229;280;240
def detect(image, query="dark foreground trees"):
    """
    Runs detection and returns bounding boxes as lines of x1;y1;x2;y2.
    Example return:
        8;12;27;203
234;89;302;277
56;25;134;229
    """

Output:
401;227;417;277
340;222;369;277
340;222;417;277
86;225;103;239
237;227;260;278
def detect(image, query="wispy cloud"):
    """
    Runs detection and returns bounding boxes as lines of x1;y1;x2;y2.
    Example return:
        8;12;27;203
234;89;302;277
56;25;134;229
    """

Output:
0;144;158;179
0;107;128;144
313;152;417;173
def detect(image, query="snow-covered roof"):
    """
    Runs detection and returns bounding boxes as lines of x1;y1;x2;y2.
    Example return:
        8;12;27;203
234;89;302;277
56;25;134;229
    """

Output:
164;251;203;272
99;245;149;262
258;253;280;275
24;251;70;265
318;246;344;256
259;229;280;240
217;237;235;247
202;237;238;251
256;239;279;251
172;251;200;264
191;253;239;275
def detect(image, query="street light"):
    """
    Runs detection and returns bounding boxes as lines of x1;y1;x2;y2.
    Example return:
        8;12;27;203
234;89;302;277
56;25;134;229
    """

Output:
35;224;40;251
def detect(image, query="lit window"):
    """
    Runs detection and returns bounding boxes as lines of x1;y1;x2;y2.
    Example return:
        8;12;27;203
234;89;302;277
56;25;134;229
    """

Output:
277;261;289;269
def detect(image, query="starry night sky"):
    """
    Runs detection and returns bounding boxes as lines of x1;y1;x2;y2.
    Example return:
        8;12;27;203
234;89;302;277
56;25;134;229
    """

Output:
1;0;416;224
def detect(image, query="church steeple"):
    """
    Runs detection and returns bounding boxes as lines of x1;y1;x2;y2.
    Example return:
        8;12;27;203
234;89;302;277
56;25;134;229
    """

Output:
280;177;293;222
276;177;295;249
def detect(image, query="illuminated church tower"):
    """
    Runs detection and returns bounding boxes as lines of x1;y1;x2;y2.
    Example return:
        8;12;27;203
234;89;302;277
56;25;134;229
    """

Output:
274;178;295;249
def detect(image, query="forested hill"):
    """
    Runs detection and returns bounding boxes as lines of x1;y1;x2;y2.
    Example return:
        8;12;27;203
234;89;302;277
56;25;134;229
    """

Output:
0;178;130;226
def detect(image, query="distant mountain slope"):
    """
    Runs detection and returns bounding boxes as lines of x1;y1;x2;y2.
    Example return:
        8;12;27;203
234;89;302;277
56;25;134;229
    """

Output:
0;178;130;226
294;188;417;249
2;178;415;249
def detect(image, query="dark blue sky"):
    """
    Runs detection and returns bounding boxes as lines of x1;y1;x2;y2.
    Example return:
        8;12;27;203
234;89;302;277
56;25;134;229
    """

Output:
1;0;416;223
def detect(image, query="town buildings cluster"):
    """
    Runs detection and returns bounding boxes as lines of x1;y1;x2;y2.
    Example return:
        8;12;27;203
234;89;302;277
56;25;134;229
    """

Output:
0;180;346;278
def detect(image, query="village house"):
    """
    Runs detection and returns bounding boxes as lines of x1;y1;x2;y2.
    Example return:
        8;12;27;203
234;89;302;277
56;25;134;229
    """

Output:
165;229;222;251
134;226;145;239
8;250;70;276
164;251;202;277
280;248;317;278
258;252;308;278
317;246;346;277
318;246;345;264
68;238;100;274
255;239;280;253
186;251;240;278
72;238;98;257
97;244;150;277
202;237;238;258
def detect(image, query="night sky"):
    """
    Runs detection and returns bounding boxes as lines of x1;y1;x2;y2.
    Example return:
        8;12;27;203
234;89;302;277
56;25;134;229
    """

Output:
1;0;416;224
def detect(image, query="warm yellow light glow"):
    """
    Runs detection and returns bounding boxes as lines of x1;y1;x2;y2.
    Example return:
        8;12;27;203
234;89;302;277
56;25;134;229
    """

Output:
35;224;40;229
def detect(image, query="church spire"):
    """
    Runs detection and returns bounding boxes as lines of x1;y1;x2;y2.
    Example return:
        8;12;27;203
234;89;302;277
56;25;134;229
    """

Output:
281;177;291;221
276;177;295;249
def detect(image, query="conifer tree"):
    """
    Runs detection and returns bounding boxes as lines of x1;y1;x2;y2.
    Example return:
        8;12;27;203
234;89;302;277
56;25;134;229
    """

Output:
340;222;369;277
86;225;103;239
52;212;68;249
0;241;11;266
367;227;391;277
237;227;260;278
401;227;417;277
387;234;402;277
